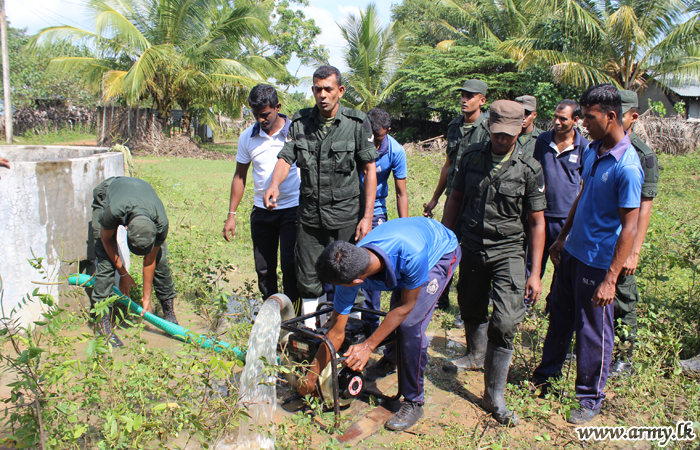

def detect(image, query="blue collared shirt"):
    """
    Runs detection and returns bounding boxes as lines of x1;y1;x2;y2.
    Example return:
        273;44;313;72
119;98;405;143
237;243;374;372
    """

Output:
533;129;589;218
565;134;644;270
361;135;408;216
333;218;458;315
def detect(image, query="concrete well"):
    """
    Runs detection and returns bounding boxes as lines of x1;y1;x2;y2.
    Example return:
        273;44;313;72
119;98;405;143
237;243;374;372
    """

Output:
0;146;124;329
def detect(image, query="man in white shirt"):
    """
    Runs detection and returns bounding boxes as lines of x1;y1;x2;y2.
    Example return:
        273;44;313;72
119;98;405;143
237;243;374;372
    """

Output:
223;84;301;313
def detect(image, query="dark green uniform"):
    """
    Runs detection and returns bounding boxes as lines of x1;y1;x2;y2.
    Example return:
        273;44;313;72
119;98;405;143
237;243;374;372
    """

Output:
436;112;490;310
517;126;544;157
614;131;659;358
278;105;378;298
91;177;175;305
452;142;546;349
445;113;490;199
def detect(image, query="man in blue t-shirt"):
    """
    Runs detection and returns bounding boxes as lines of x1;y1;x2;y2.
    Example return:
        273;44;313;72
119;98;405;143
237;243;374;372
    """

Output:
533;85;643;425
297;218;460;432
360;108;409;330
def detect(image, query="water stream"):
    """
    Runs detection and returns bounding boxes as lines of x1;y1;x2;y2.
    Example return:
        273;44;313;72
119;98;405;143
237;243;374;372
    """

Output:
215;298;281;450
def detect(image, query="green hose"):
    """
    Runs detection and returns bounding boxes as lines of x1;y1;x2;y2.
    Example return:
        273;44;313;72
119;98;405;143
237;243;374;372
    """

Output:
68;274;245;360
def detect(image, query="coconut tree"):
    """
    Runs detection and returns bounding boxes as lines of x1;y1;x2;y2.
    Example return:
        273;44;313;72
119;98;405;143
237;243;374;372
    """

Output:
27;0;283;127
429;0;699;90
338;3;409;112
433;0;533;49
499;0;700;90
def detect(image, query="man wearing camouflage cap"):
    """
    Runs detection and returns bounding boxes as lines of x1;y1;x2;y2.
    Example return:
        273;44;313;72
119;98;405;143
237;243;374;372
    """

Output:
424;79;490;320
91;176;177;347
609;89;660;377
442;100;547;425
514;95;544;156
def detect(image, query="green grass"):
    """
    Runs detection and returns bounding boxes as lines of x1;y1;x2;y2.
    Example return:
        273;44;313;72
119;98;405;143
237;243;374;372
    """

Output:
1;129;97;146
200;141;238;155
130;149;700;448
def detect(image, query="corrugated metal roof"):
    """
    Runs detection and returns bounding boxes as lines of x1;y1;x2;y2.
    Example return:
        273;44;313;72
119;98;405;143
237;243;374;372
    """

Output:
667;84;700;97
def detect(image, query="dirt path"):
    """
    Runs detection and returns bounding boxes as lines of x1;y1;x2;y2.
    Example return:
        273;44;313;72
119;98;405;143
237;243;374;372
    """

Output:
270;328;645;450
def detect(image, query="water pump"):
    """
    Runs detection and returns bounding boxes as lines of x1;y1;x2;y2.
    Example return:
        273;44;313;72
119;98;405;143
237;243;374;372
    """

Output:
280;303;401;418
285;317;371;407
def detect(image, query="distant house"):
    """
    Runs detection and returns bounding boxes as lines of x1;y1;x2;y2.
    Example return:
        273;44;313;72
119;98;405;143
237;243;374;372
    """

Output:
639;80;700;119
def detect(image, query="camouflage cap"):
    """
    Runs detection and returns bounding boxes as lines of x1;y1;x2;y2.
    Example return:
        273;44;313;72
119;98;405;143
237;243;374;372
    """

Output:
619;89;638;114
514;95;537;111
456;79;487;95
127;215;157;256
489;100;524;136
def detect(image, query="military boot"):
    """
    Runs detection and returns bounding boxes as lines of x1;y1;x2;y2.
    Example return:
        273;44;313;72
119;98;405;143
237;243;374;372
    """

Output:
160;297;178;325
481;342;519;425
96;308;123;348
680;353;700;376
443;322;488;372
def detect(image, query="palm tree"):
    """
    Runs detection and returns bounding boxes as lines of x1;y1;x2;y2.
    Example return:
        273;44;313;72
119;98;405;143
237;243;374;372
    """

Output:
434;0;532;49
431;0;699;91
27;0;282;127
338;3;409;112
499;0;700;90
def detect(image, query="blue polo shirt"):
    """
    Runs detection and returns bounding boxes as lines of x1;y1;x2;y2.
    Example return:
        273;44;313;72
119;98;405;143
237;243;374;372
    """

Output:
333;217;458;315
565;134;644;270
361;135;407;216
533;129;589;218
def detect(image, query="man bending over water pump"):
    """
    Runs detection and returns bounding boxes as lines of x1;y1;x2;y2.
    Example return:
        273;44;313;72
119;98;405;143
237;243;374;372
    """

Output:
91;176;177;348
297;217;461;431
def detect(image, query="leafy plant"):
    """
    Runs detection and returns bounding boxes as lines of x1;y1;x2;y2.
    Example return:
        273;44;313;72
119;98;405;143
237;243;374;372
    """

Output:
648;99;668;117
0;258;249;449
674;100;687;118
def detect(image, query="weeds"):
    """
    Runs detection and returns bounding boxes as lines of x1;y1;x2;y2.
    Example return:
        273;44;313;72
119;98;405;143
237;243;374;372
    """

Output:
0;258;248;449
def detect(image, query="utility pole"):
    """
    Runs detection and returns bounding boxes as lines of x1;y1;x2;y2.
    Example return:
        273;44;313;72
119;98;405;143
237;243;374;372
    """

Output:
0;0;12;144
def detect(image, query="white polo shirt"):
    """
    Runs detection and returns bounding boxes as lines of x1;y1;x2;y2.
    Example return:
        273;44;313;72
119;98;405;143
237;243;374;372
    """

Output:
236;114;300;209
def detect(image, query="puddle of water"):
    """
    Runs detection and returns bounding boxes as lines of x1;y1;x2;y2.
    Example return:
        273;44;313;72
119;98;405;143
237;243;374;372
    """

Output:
426;334;465;350
215;299;281;450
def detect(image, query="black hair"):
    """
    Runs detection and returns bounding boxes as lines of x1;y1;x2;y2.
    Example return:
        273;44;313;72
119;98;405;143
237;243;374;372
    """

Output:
579;84;622;125
627;106;639;115
556;99;582;120
313;65;342;87
366;108;392;135
248;84;278;109
315;241;370;285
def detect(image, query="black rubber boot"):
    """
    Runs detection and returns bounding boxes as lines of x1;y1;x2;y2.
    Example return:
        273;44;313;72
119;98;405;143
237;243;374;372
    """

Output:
96;309;123;348
610;343;635;378
481;342;519;425
680;353;700;376
160;297;178;325
443;322;488;372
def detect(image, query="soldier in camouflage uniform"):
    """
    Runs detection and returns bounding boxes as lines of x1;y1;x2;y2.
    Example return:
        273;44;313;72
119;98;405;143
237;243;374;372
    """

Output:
91;176;177;348
609;90;660;377
514;95;544;157
442;101;547;425
423;80;490;321
263;66;378;324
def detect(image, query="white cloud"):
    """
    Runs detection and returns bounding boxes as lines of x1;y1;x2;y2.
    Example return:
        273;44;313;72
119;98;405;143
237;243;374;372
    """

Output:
302;5;347;72
337;5;362;22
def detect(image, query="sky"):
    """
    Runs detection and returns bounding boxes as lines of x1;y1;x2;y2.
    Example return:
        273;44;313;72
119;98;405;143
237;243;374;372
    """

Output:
5;0;395;94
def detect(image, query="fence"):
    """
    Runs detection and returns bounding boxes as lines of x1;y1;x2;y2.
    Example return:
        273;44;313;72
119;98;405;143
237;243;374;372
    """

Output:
2;105;96;135
96;106;162;149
